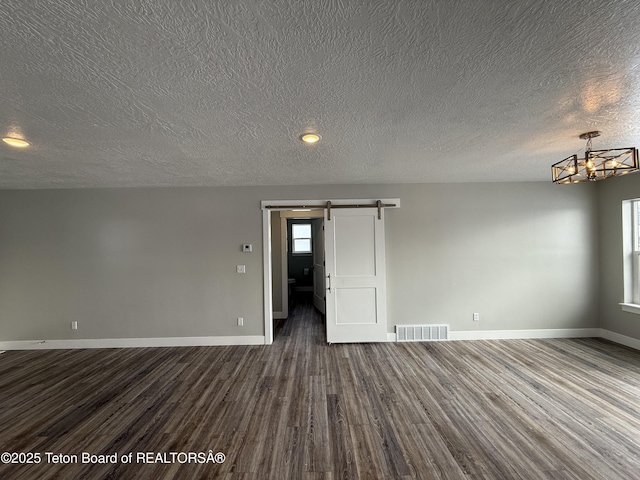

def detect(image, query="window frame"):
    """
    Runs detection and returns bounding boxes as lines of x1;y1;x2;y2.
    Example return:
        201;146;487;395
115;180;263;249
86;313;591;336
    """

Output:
632;201;640;304
291;222;312;255
621;198;640;314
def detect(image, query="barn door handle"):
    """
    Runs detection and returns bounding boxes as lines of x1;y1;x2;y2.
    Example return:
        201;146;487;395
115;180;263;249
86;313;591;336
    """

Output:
326;274;331;293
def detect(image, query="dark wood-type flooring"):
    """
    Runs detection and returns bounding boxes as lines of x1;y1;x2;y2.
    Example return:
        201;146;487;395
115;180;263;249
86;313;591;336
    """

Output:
1;295;640;479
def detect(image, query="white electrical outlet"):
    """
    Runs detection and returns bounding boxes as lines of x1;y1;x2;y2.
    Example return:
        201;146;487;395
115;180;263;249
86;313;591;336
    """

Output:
71;321;78;330
473;313;480;322
237;317;243;326
236;265;246;274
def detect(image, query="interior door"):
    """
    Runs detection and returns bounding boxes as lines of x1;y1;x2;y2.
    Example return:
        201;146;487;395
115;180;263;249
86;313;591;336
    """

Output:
324;208;387;343
312;218;325;314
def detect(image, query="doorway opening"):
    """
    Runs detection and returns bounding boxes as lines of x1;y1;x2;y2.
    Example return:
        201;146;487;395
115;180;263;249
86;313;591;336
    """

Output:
286;217;325;314
270;210;325;341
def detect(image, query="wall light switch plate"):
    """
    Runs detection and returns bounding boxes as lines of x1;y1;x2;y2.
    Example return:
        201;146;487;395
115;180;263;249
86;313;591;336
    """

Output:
242;244;252;252
237;265;246;274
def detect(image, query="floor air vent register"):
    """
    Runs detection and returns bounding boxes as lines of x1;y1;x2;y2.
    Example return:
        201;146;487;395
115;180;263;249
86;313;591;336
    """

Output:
396;324;450;342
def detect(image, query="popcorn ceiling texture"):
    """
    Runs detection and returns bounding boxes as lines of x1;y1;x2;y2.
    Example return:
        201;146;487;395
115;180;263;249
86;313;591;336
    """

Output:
0;0;639;188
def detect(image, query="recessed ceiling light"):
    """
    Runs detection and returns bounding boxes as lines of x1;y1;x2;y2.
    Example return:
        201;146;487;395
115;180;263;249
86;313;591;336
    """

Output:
2;137;30;148
300;133;321;144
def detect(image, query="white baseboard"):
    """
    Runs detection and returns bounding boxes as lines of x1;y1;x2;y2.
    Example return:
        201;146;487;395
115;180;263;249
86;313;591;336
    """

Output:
449;328;600;341
598;329;640;351
394;328;640;351
3;329;637;351
389;328;600;343
273;311;287;320
0;335;266;351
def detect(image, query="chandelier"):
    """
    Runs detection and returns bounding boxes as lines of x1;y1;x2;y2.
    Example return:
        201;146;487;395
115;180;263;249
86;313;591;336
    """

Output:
551;131;638;184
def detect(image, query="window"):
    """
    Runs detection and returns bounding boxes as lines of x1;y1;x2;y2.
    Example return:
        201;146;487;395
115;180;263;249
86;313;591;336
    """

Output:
632;201;640;304
291;223;312;254
622;199;640;312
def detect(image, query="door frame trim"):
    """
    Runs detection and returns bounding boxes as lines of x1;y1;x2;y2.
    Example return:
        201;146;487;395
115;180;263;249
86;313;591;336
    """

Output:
261;198;400;345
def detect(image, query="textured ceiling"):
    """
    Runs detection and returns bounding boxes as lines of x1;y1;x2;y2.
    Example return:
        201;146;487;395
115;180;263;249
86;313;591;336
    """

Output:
1;0;639;188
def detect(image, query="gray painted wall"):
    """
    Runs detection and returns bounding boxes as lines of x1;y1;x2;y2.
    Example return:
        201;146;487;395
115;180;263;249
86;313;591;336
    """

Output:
597;173;640;340
384;182;598;332
0;188;264;340
0;182;598;341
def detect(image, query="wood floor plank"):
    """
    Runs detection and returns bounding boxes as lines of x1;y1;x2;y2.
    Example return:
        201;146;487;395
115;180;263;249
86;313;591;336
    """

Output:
326;393;358;479
1;294;640;479
304;375;331;473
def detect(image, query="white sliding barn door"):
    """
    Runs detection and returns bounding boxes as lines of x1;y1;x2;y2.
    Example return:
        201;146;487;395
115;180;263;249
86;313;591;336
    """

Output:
324;208;387;343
